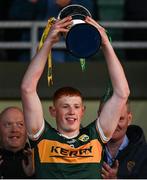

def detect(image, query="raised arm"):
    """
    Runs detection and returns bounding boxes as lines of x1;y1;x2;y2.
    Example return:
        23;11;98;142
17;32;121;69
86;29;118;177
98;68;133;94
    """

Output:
21;16;72;139
85;16;130;140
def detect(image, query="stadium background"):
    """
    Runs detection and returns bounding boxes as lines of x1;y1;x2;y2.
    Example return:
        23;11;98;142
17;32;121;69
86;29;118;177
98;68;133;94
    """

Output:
0;0;147;138
0;62;147;138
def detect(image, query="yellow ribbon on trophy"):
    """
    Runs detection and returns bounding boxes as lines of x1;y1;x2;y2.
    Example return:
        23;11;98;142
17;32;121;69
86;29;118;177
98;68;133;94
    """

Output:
38;17;56;86
80;58;86;71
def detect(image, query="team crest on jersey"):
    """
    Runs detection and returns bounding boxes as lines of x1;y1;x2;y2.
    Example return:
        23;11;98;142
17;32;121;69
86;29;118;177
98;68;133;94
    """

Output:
127;161;135;172
78;134;89;142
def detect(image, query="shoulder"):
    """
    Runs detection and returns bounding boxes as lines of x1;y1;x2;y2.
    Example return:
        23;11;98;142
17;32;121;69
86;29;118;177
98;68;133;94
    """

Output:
81;120;104;144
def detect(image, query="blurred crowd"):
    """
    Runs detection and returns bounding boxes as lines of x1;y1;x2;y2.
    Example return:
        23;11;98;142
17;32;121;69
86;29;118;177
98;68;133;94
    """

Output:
0;0;99;62
0;0;147;62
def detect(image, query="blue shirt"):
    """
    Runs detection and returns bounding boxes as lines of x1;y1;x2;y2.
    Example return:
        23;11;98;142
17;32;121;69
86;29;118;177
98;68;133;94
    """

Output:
105;135;129;166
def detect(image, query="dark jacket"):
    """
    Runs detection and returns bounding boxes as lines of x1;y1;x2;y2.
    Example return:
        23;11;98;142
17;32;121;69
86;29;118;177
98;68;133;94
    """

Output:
105;125;147;179
0;145;34;179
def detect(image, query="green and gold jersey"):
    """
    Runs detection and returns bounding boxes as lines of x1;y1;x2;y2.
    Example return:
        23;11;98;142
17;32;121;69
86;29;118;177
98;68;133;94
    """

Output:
30;120;104;179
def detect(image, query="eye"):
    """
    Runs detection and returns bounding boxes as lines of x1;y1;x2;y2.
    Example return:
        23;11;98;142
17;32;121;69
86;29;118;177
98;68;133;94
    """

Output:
62;105;68;108
16;122;24;128
5;122;12;128
75;105;80;109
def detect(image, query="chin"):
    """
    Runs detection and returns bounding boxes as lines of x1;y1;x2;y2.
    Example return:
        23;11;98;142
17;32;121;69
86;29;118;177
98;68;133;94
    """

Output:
9;142;22;148
111;133;119;140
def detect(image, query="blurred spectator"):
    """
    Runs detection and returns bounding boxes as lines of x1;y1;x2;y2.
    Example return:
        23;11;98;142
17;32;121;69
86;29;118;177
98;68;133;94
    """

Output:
0;107;35;178
100;101;147;179
8;0;98;62
0;0;13;61
8;0;47;61
123;0;147;61
93;0;99;21
45;0;98;20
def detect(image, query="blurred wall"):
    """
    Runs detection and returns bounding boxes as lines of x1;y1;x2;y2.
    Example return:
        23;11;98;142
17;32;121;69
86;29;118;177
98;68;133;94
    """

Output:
0;62;147;99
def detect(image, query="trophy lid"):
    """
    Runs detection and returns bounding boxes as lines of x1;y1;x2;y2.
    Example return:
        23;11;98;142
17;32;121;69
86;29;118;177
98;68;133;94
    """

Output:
58;4;92;20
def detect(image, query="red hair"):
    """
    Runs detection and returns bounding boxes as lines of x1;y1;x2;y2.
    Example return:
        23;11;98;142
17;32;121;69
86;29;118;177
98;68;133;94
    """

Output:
53;86;83;104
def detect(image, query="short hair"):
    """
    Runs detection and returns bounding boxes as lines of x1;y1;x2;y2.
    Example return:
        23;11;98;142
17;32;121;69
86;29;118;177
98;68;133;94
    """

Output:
0;106;22;121
53;86;83;104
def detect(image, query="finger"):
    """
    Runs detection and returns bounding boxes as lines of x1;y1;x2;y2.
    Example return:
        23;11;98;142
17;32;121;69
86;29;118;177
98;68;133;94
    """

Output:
58;21;73;31
103;162;112;172
23;149;31;155
113;160;119;169
22;159;26;168
101;173;107;179
101;167;106;174
101;167;109;177
85;16;103;29
23;149;33;158
52;20;72;34
57;16;72;25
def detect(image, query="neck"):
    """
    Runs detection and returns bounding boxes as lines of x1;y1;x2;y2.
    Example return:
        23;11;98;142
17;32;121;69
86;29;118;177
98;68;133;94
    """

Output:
57;129;79;139
3;144;25;153
107;138;124;158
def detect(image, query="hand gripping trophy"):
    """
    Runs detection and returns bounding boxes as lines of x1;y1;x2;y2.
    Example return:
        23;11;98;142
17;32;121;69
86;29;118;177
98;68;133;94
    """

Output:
38;4;102;85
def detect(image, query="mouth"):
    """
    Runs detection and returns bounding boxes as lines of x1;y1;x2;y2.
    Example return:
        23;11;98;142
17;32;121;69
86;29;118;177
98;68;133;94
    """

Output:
65;117;77;124
115;127;121;132
9;136;20;140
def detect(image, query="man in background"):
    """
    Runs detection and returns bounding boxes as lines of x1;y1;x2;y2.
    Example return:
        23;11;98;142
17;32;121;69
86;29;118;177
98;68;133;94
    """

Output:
0;107;35;178
100;101;147;178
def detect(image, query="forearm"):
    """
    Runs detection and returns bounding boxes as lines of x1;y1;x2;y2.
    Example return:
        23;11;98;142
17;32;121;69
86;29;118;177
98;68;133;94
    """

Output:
21;41;52;136
21;41;52;91
85;16;130;139
102;42;130;99
98;43;130;138
21;16;72;90
85;16;130;99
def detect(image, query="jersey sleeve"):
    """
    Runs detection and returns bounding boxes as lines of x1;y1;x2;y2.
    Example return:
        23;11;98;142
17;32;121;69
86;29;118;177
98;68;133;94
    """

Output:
96;117;110;143
27;119;45;140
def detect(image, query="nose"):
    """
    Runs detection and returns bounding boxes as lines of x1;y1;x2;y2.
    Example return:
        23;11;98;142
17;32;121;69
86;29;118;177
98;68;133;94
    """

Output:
10;124;20;132
68;107;75;114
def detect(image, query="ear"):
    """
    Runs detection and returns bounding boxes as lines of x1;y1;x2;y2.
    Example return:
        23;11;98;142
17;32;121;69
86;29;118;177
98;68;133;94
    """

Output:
127;112;132;126
83;105;86;111
49;106;56;118
81;105;86;118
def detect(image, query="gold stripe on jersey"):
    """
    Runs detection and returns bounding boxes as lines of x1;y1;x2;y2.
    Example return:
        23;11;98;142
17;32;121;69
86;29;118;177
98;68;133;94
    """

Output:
37;139;102;163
